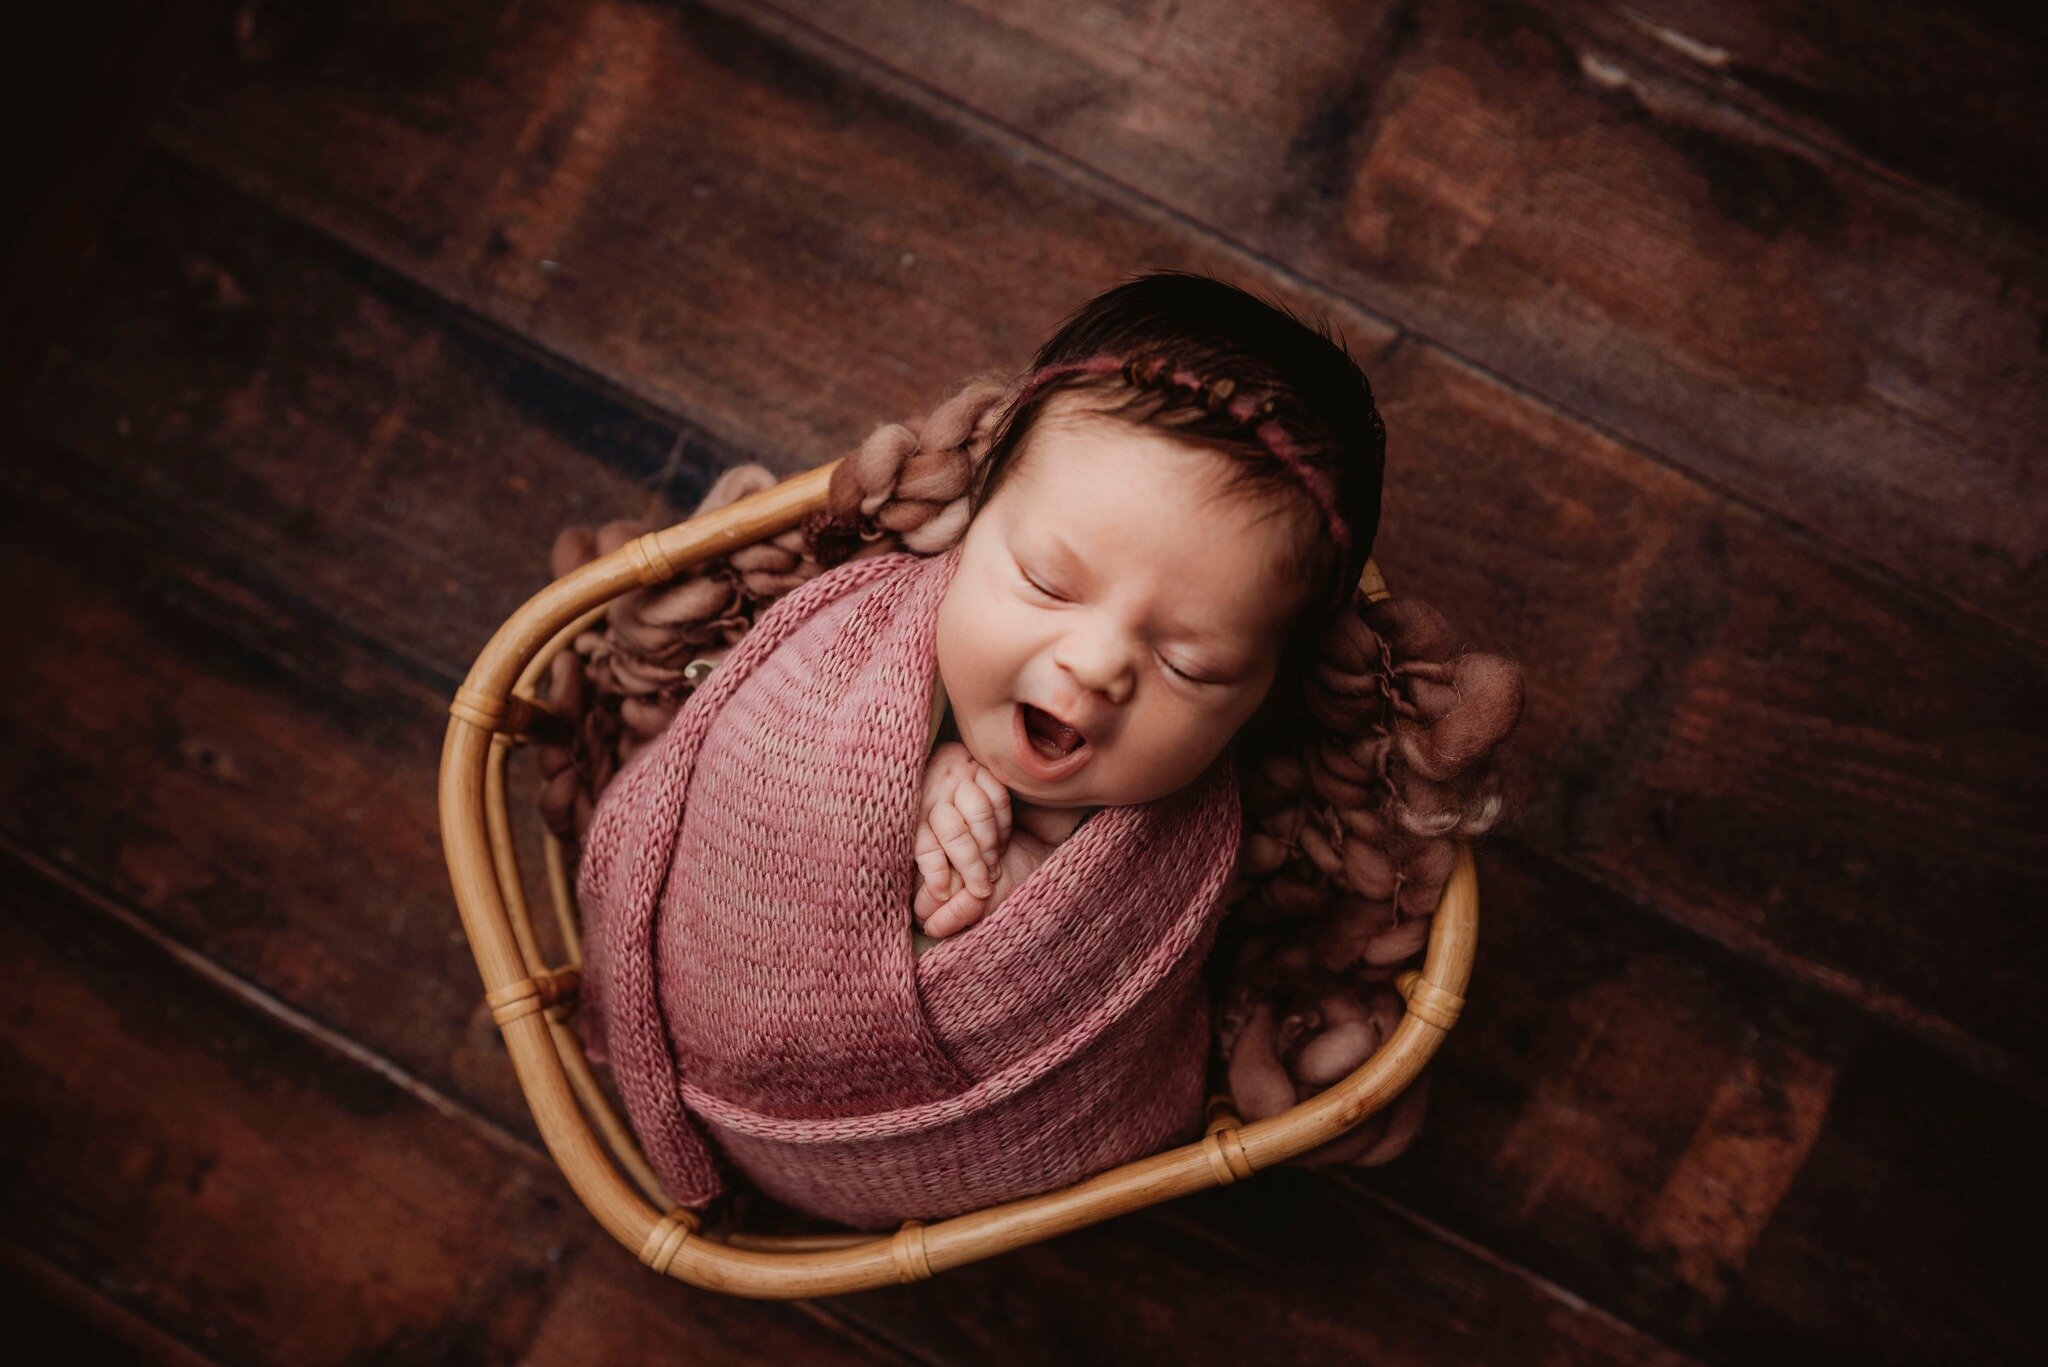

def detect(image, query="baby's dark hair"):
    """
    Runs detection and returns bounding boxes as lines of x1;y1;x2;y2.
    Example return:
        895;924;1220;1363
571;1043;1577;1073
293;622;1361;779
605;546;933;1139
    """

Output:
969;270;1388;735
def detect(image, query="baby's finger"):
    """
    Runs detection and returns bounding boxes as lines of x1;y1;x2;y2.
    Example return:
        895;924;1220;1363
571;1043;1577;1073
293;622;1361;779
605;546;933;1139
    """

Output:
950;777;1003;875
929;800;993;897
920;854;960;901
970;767;1011;847
913;819;954;893
913;871;954;925
923;881;989;939
915;821;968;916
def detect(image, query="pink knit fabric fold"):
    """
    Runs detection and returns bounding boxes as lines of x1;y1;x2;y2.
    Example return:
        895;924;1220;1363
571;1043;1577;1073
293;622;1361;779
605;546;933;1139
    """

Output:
577;544;1243;1228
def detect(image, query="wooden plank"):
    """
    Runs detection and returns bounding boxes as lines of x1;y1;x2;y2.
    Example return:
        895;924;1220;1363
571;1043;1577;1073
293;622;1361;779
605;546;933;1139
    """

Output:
1333;843;2045;1364
0;0;234;402
1539;0;2048;229
838;1177;1699;1367
0;1238;218;1367
1367;341;2048;1091
2;164;2040;1360
757;0;2047;646
106;41;2048;1087
7;161;720;675
0;850;899;1367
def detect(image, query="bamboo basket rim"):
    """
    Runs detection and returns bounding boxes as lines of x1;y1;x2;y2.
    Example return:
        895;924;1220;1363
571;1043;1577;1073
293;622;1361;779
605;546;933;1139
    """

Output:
437;459;1478;1298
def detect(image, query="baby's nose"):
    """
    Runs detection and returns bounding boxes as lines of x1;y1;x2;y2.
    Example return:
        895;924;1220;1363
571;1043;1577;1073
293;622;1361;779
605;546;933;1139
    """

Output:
1060;645;1135;707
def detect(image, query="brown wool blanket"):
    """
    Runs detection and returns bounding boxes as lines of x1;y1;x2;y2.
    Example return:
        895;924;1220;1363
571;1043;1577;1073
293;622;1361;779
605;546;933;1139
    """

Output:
577;541;1244;1228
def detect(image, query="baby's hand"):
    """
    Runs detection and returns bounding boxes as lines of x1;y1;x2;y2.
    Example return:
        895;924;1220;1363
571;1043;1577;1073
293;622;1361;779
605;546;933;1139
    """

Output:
917;803;1080;939
914;742;1011;938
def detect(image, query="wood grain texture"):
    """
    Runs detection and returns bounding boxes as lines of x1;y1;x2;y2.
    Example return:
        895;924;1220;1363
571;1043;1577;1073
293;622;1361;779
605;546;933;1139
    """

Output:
780;0;2048;644
3;146;2041;1362
0;849;900;1367
145;0;2048;1080
0;0;235;403
1539;0;2048;229
0;1238;219;1367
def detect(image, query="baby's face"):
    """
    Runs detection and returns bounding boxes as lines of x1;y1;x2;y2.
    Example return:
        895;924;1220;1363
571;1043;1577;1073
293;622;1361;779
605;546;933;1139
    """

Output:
935;393;1311;809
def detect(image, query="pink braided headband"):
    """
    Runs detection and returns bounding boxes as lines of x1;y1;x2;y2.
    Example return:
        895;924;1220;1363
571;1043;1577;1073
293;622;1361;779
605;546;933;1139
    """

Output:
1011;353;1351;563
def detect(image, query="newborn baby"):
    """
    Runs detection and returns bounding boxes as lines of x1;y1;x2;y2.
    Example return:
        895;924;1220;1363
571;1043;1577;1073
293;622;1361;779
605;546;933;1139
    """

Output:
911;385;1313;945
577;272;1387;1225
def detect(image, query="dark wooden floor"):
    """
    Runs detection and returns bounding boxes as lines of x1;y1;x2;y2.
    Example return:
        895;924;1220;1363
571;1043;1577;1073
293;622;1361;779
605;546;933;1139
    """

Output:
3;1;2042;1362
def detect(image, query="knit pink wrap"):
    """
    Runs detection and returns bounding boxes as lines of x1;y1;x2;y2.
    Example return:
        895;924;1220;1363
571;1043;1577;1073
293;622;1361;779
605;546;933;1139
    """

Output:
576;543;1243;1228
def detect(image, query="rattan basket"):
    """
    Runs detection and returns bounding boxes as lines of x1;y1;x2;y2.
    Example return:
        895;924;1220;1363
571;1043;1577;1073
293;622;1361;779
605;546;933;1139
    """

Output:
437;458;1477;1298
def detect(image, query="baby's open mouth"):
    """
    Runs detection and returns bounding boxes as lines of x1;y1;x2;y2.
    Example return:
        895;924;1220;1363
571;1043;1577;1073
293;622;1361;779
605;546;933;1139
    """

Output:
1021;703;1085;759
